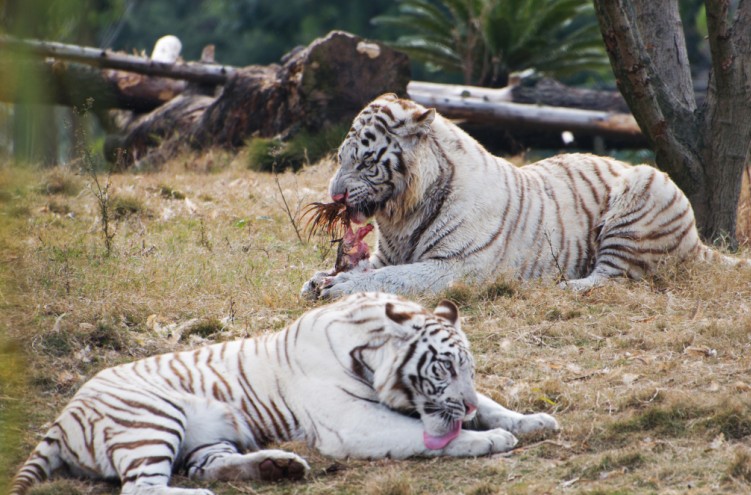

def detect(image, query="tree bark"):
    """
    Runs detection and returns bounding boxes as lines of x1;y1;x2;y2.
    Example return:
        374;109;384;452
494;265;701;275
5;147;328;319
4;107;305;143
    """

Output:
700;0;751;243
594;0;751;246
189;31;411;149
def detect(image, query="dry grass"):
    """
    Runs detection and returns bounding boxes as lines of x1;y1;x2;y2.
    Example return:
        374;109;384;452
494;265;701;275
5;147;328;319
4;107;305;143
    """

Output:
737;167;751;245
2;152;751;495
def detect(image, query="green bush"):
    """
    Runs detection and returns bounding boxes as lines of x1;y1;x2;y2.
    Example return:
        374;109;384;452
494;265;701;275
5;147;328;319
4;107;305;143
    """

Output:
246;124;348;172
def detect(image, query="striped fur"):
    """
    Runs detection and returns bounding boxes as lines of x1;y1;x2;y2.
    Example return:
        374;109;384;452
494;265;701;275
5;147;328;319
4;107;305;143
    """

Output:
12;293;557;495
303;94;749;298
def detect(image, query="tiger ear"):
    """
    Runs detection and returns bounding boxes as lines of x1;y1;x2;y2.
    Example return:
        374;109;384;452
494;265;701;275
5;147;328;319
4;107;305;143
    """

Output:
391;107;435;139
434;300;460;328
377;93;399;102
407;108;435;136
385;302;426;341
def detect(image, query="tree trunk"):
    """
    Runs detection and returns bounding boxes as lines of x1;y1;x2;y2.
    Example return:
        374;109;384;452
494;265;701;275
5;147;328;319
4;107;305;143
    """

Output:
594;0;751;246
407;76;645;149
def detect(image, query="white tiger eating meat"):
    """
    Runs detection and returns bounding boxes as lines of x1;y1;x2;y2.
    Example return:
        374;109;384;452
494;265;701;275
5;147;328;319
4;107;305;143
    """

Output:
11;293;558;495
301;94;749;299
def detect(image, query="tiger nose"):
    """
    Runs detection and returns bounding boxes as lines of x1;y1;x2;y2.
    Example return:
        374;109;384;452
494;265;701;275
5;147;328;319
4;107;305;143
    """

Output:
331;192;347;203
464;401;477;415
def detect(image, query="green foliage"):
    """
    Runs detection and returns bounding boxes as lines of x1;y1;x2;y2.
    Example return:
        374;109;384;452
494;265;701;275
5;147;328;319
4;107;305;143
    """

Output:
159;184;186;200
111;0;395;66
610;405;702;437
246;124;348;172
38;168;82;196
705;404;751;440
482;279;517;299
111;194;147;220
728;449;751;484
181;318;225;341
580;452;646;480
374;0;609;86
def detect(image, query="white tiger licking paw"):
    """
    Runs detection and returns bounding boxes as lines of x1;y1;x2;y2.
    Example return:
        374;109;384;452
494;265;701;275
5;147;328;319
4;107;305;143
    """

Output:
12;293;556;495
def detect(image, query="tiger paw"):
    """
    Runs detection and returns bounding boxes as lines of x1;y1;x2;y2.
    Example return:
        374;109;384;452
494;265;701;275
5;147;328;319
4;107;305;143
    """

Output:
257;452;310;481
318;272;358;300
512;413;560;435
446;428;518;456
300;270;335;300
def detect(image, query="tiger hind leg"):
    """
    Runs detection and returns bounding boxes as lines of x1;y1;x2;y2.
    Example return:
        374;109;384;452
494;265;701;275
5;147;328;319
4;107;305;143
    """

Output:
116;451;200;495
558;267;619;291
561;165;699;291
186;442;309;482
121;486;213;495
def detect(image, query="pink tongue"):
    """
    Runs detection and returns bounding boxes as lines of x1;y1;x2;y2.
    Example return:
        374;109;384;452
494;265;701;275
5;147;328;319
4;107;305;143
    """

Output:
423;420;462;450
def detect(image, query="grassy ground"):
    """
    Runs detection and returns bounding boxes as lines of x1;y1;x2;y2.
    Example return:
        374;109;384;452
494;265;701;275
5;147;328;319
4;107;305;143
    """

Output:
1;151;751;495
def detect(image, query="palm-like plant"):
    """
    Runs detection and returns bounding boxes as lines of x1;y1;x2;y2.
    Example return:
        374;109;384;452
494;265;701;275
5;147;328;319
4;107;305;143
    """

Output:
374;0;608;87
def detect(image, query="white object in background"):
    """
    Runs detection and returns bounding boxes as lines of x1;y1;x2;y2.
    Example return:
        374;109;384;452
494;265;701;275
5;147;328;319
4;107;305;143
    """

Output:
151;35;182;64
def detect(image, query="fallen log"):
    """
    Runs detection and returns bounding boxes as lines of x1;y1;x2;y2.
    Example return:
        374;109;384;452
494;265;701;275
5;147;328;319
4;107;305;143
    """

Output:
114;31;411;166
408;79;646;149
0;59;185;113
409;90;643;140
0;35;233;85
189;33;411;150
407;78;630;112
2;32;647;160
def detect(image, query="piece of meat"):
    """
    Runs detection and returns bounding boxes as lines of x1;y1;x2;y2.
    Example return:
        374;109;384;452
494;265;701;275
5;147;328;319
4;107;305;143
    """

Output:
334;223;374;273
303;199;374;274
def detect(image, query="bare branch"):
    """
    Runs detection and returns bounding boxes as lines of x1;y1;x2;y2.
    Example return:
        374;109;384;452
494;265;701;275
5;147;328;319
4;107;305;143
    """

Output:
273;172;305;245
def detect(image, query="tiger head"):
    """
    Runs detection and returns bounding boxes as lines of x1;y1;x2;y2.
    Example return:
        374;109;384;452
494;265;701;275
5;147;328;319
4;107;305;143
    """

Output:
375;298;479;450
329;94;435;223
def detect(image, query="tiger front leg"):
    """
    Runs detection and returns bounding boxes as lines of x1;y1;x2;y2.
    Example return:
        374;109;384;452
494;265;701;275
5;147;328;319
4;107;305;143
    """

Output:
316;409;517;459
318;260;455;299
472;393;559;436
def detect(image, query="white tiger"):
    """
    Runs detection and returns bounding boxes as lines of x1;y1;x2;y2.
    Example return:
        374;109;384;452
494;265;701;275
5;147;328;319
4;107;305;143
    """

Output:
12;293;558;495
302;94;749;299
